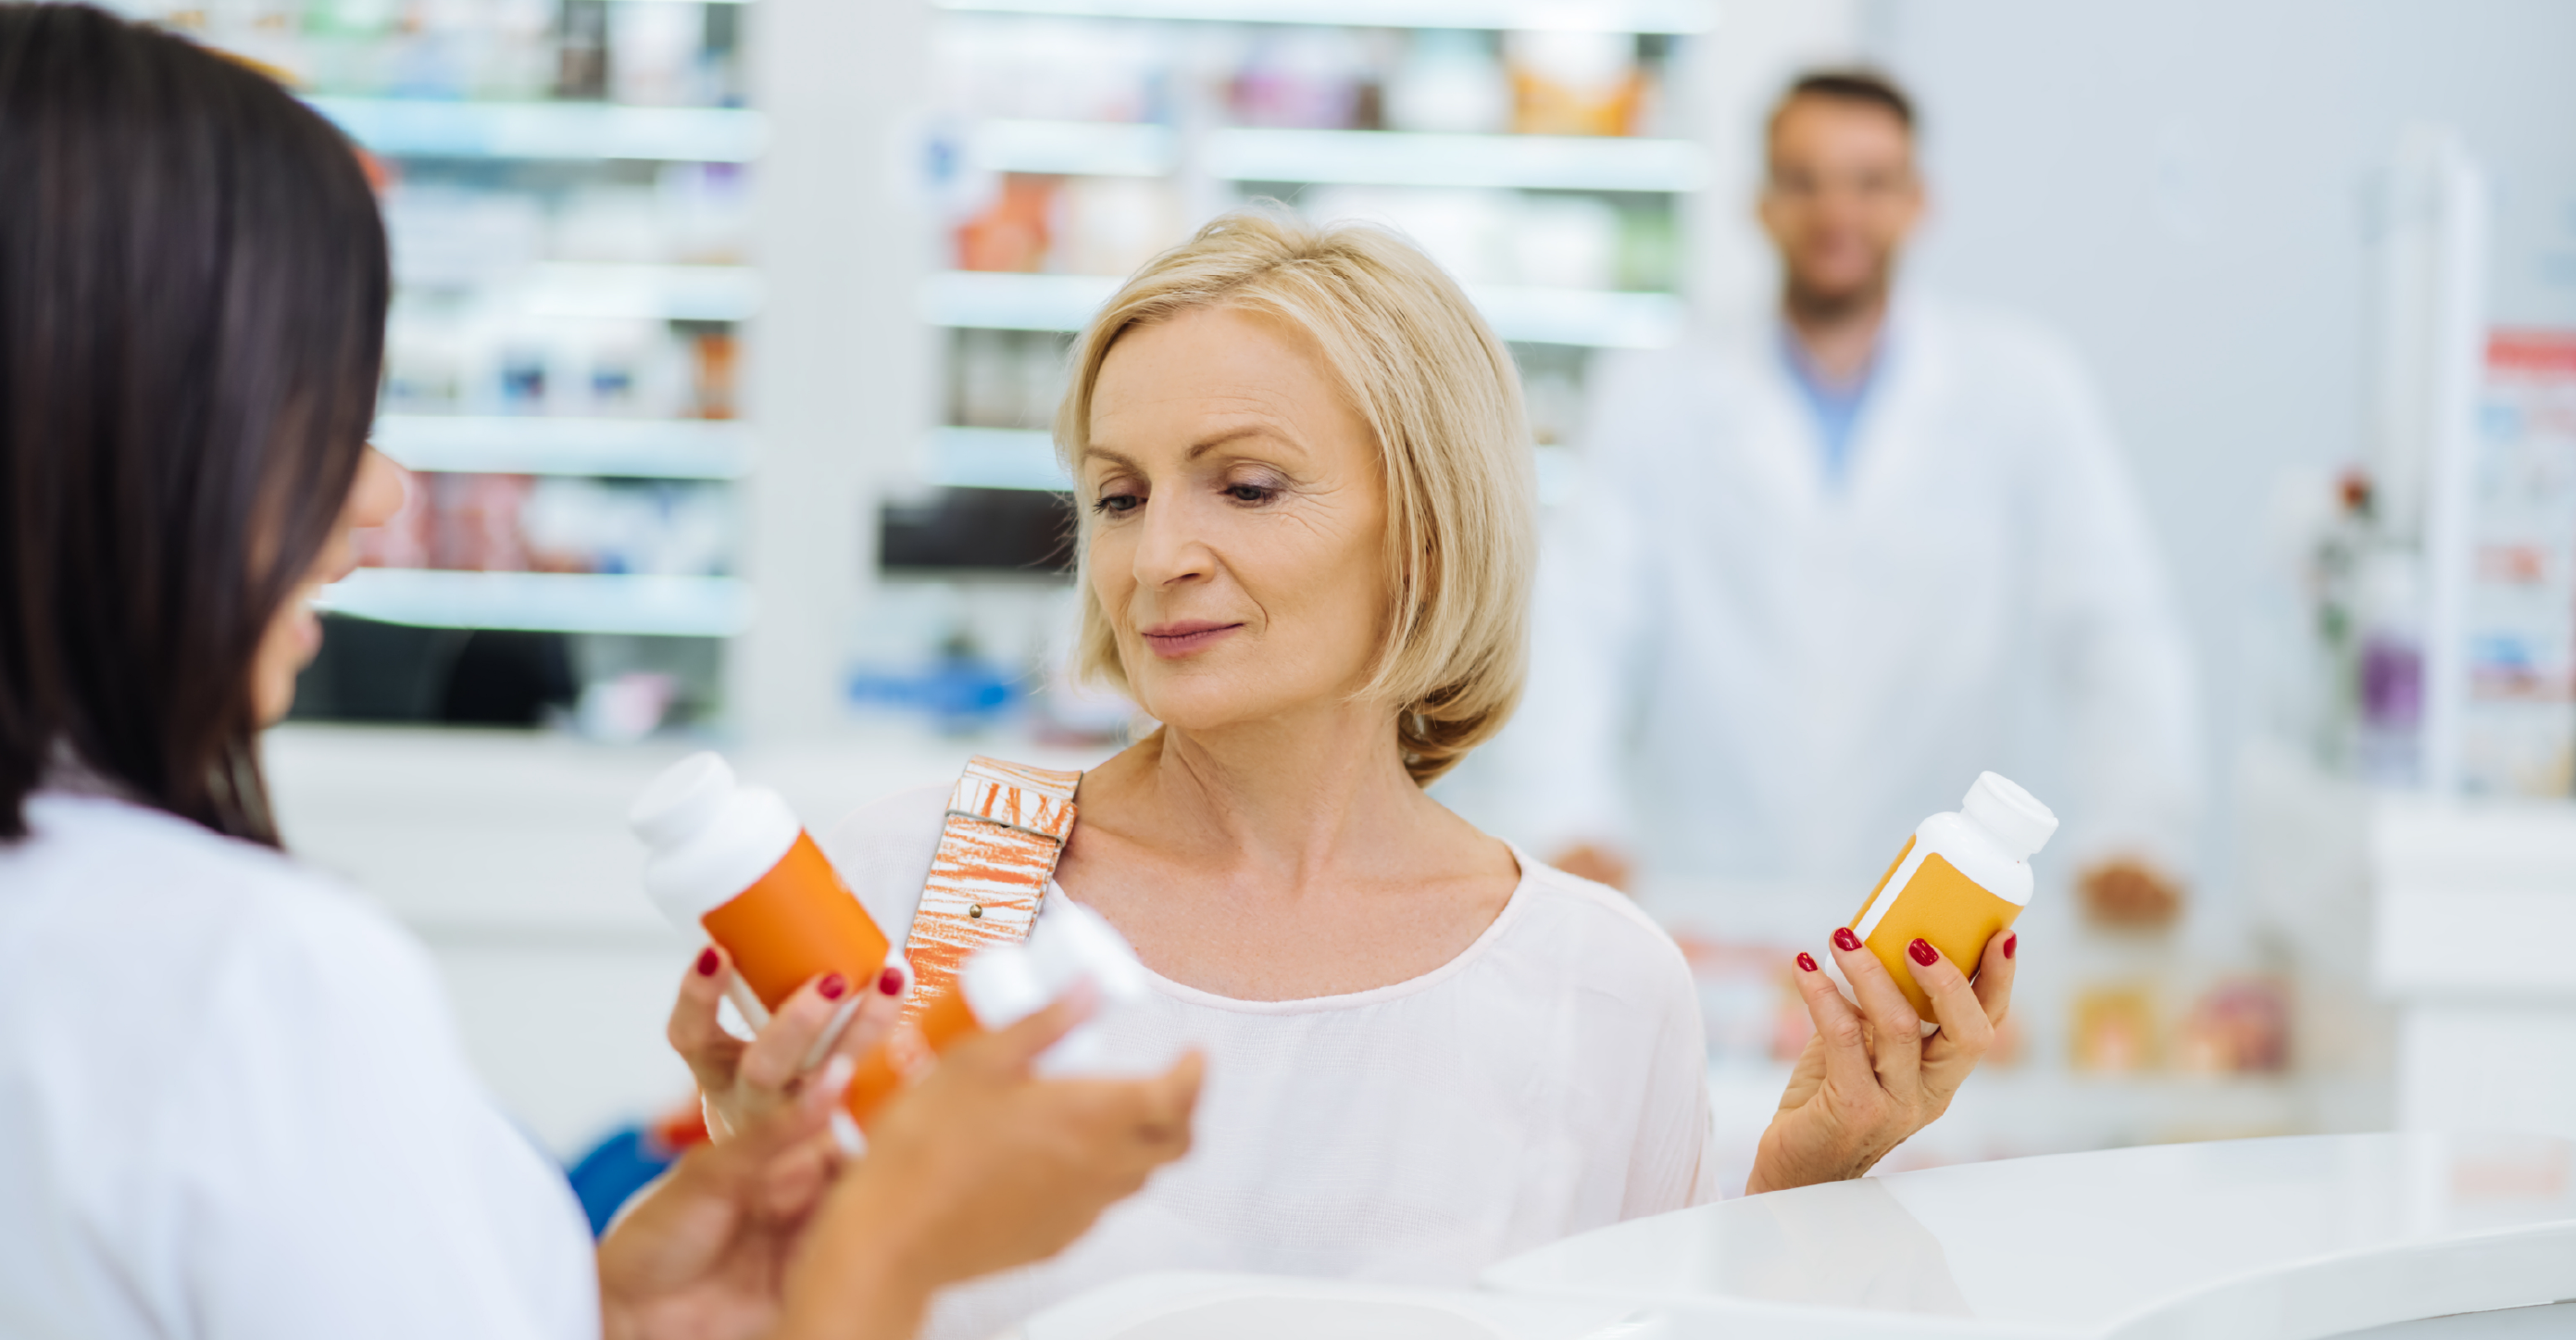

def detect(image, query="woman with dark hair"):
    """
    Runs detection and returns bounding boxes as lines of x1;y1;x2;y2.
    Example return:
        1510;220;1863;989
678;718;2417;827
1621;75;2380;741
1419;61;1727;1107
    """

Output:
0;7;1198;1338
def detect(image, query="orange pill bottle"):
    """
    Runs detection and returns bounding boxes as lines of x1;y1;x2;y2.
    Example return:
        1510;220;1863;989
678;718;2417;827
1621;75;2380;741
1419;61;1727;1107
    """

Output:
1848;771;2058;1018
631;753;911;1124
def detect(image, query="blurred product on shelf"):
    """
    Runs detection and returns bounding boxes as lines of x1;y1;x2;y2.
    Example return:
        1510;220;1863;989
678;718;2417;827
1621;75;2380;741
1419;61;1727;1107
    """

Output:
382;166;752;282
1383;29;1508;135
930;14;1171;124
1505;30;1644;137
2275;331;2576;797
607;0;741;107
1299;186;1618;290
109;0;745;106
2175;976;2293;1076
381;308;732;420
577;670;682;743
1228;26;1376;131
688;328;738;419
951;329;1073;430
956;174;1059;273
952;174;1183;279
2077;854;2185;929
926;19;1667;142
2070;983;2162;1075
354;472;732;579
2458;331;2576;795
1057;176;1183;277
556;0;608;98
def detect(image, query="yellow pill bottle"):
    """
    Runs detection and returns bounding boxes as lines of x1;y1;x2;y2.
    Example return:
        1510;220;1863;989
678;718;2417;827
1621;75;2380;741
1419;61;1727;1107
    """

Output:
1849;771;2058;1018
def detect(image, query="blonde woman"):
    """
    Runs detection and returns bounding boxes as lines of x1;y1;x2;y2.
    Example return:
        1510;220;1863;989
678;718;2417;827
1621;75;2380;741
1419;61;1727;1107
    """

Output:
678;212;2018;1336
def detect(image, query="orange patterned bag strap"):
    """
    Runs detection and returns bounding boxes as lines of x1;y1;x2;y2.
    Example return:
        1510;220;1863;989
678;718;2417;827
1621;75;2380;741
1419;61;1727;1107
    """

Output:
898;756;1082;1031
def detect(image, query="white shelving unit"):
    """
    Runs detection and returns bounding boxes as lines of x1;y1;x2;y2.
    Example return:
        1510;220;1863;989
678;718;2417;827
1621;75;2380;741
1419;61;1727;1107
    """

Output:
374;416;756;480
316;570;754;638
969;120;1710;193
300;69;776;701
933;0;1717;32
306;97;769;163
519;263;763;323
923;270;1685;348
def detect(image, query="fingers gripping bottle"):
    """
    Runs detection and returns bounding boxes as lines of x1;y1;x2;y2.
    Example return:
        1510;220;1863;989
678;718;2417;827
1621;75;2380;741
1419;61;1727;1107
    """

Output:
916;898;1162;1078
1848;771;2058;1019
630;753;907;1109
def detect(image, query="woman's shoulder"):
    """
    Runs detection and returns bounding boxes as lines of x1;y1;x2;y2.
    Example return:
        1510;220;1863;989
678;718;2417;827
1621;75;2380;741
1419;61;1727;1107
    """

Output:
818;781;953;941
11;792;410;954
1498;852;1697;994
2;794;458;1121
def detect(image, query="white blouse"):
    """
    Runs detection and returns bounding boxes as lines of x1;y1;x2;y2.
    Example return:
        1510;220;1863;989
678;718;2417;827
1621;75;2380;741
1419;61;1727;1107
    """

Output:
824;784;1718;1340
0;792;596;1340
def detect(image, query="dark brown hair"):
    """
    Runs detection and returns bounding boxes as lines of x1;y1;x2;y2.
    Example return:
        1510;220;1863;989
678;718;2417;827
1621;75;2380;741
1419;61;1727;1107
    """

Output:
0;4;389;844
1770;68;1918;137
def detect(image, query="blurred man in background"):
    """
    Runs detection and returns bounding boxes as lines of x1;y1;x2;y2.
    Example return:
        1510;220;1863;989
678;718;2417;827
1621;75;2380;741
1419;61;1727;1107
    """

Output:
1479;70;2196;925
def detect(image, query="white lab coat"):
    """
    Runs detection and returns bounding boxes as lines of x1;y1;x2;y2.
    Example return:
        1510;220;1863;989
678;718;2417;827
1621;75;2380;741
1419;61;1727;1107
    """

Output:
0;787;597;1340
1471;295;2198;895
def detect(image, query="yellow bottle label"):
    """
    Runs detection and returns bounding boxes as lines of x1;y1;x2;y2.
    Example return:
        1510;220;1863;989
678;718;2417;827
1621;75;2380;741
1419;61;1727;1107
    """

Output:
1851;851;2022;1020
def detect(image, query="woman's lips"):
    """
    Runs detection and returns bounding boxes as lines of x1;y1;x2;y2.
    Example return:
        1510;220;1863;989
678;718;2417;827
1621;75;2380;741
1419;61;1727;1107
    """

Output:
1140;620;1244;659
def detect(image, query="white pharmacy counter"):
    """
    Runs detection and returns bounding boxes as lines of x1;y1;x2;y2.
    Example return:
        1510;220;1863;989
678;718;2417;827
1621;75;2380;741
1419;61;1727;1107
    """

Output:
1025;1133;2576;1339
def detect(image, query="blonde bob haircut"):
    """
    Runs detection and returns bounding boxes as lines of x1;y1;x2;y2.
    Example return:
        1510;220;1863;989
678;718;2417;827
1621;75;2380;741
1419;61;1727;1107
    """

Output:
1054;209;1536;785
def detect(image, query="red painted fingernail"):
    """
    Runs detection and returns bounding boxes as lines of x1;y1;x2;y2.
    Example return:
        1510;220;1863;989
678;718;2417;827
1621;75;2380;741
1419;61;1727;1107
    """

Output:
1796;952;1819;972
1909;938;1938;967
694;947;720;977
1832;927;1862;952
818;972;848;1001
877;967;904;996
2003;933;2019;960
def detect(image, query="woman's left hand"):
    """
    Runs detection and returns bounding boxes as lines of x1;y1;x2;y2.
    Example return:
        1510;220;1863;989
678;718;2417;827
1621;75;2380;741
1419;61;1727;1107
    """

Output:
1744;927;2017;1196
595;1047;859;1340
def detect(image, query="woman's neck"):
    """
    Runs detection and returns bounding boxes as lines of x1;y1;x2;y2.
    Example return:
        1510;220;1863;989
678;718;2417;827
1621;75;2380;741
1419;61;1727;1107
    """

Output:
1113;696;1427;884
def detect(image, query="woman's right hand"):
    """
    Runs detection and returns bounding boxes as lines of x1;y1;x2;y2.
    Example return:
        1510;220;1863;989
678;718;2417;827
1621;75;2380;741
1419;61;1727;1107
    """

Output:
775;990;1205;1340
667;946;903;1142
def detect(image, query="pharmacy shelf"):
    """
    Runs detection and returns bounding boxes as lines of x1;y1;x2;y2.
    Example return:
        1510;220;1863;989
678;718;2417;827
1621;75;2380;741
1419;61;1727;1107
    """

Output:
517;263;763;321
373;416;756;479
316;570;753;637
922;270;1685;348
929;425;1582;505
305;97;769;163
1217;127;1707;193
929;426;1072;491
968;120;1707;193
934;0;1716;34
969;119;1175;178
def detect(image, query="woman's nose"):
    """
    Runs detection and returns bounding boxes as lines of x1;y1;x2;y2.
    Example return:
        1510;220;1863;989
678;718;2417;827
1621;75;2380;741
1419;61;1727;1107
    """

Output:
350;445;410;530
1130;493;1214;588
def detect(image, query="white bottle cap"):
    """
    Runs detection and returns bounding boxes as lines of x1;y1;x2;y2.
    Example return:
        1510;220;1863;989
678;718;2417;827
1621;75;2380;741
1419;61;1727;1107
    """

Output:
959;944;1052;1031
629;752;802;926
1961;770;2058;859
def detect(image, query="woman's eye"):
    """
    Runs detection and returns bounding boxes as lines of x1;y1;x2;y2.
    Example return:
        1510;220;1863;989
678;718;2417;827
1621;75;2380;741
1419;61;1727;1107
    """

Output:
1224;482;1277;505
1092;491;1141;516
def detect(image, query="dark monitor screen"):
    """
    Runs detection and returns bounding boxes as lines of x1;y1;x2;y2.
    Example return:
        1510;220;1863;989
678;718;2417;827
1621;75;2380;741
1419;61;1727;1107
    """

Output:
878;487;1075;575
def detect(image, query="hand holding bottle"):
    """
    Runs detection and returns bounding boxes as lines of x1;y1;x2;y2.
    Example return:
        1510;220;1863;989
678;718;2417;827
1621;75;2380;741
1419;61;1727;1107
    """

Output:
1746;925;2018;1195
668;945;904;1143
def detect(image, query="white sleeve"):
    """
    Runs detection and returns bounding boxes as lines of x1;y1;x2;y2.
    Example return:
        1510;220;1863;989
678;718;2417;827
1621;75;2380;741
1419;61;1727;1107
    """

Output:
169;892;597;1340
1616;917;1722;1216
2022;340;2203;871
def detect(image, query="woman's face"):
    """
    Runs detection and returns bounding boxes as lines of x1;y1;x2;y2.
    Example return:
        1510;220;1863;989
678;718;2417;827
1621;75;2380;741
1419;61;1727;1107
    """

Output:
251;446;407;725
1082;306;1391;733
